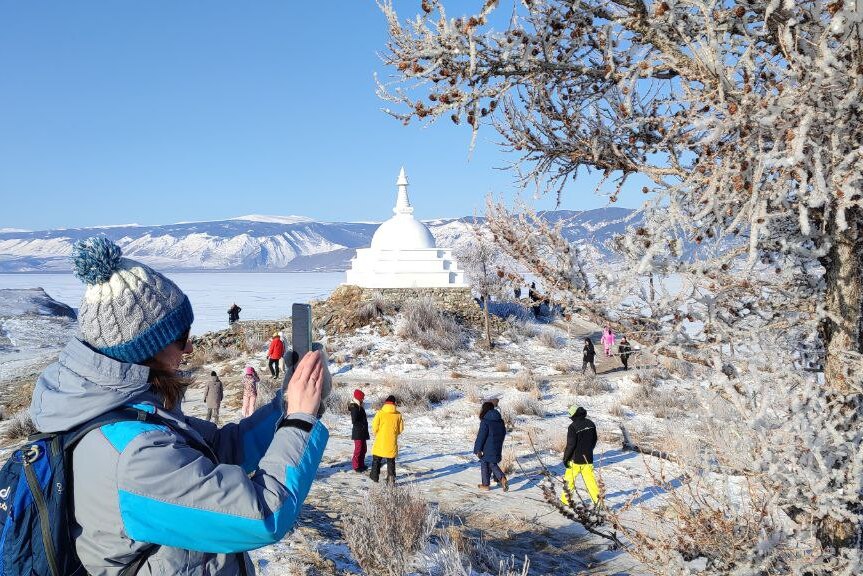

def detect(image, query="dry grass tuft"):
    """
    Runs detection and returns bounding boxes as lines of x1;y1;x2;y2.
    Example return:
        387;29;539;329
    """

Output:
509;394;546;417
553;362;574;374
389;380;449;410
570;376;616;396
494;361;510;373
499;447;518;475
254;377;281;411
344;483;438;576
325;386;356;415
351;342;373;357
1;411;38;444
539;330;565;349
450;371;467;379
397;297;466;352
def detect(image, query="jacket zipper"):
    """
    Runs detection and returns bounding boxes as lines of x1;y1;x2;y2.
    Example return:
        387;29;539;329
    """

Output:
23;459;61;576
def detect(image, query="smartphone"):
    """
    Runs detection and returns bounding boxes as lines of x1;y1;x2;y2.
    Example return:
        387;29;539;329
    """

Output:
291;303;312;371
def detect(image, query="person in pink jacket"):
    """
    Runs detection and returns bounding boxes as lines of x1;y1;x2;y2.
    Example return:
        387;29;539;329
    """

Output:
242;365;260;416
601;325;616;357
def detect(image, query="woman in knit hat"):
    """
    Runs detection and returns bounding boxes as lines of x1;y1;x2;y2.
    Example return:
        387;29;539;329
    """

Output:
348;388;370;472
28;237;331;575
242;365;261;417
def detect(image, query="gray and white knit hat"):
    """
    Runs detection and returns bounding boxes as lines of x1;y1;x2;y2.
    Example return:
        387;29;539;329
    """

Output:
71;237;194;364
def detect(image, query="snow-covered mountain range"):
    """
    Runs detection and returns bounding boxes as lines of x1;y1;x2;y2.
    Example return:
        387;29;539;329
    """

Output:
0;208;638;273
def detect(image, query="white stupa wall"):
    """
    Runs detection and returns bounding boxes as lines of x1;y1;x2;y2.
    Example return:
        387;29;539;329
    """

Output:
345;168;466;289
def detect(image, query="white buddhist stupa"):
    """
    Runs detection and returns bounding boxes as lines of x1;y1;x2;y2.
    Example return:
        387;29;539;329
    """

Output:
345;168;466;288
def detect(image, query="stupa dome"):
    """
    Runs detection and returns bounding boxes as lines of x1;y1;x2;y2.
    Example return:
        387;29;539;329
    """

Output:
370;167;436;250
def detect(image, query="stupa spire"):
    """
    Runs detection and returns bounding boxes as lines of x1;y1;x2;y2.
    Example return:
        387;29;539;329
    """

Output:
394;167;413;215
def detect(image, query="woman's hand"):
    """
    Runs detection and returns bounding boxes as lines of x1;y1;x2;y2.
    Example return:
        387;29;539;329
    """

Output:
286;351;323;416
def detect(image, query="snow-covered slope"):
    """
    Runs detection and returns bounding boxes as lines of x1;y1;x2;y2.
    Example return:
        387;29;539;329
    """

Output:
0;208;638;273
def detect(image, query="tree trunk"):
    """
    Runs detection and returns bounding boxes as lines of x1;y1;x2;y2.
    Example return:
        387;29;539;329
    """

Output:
483;294;493;348
821;206;863;391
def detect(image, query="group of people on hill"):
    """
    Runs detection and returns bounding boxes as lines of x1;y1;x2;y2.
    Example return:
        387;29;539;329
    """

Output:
582;325;634;374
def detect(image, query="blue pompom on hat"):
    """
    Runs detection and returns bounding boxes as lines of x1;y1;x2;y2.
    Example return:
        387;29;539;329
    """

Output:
71;237;194;364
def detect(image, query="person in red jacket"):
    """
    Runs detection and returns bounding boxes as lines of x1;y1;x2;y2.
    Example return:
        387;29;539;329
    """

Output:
267;332;285;380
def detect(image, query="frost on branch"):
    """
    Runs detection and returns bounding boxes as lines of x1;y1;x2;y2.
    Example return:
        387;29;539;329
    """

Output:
379;1;863;573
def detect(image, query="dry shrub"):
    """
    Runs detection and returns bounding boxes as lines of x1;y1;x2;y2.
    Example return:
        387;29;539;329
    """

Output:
391;380;450;410
499;447;518;475
463;385;482;403
513;369;538;392
242;330;269;355
621;382;696;419
430;525;531;576
540;430;568;454
553;362;574;374
503;319;539;343
510;395;545;417
397;297;465;352
608;403;626;418
570;376;616;396
416;355;434;368
344;483;438;576
539;330;565;349
352;342;372;357
494;361;510;373
254;377;281;411
1;411;37;444
450;371;467;379
498;407;515;431
325;386;355;415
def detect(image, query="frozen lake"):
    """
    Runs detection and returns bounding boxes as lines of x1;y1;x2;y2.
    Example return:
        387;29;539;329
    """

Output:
0;272;345;335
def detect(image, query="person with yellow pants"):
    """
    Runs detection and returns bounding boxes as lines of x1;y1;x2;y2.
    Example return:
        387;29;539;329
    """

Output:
560;405;601;506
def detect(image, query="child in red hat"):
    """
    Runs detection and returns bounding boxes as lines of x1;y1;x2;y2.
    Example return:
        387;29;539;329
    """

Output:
349;388;369;472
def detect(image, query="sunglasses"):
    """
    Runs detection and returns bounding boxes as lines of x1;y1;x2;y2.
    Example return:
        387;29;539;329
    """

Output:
174;329;191;351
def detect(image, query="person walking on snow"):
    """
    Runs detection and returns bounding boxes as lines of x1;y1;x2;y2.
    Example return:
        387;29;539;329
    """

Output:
561;405;601;506
242;365;260;417
278;330;288;376
473;401;509;491
268;332;285;380
601;324;616;357
28;237;330;574
349;388;370;472
203;370;224;425
618;336;633;370
370;395;404;484
582;337;597;375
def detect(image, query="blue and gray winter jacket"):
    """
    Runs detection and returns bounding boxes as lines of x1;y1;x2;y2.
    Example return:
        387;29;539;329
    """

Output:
473;408;506;463
28;338;328;575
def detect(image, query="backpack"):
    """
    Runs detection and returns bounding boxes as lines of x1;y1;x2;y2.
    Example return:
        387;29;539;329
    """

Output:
0;408;162;576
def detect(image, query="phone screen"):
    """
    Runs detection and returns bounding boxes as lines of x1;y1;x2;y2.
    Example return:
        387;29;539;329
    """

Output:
291;303;312;368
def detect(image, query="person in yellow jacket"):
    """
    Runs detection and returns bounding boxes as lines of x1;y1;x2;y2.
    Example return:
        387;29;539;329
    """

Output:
370;395;404;483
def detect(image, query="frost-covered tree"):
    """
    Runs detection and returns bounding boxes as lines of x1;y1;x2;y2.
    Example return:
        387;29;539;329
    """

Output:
455;231;509;347
378;0;862;572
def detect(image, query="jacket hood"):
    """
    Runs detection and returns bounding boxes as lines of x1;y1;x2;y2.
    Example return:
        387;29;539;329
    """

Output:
571;407;587;419
29;338;155;433
380;403;398;414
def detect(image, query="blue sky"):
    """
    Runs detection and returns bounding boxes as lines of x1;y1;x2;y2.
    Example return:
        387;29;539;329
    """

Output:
0;1;643;231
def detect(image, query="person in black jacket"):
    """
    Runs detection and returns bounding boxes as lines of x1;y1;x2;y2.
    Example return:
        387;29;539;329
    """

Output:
227;302;241;325
582;337;597;375
349;388;370;472
618;336;633;370
561;405;600;505
473;401;509;491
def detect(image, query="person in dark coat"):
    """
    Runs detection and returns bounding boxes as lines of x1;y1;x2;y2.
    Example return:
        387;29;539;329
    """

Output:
582;337;597;375
349;388;370;472
528;282;541;319
473;401;509;491
203;370;224;425
561;405;600;505
227;303;241;325
618;336;633;370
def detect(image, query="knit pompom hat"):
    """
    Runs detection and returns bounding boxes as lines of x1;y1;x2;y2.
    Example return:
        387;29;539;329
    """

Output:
353;389;365;401
72;237;194;364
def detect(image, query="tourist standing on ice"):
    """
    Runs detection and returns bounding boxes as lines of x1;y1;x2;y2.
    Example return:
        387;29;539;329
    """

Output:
561;405;600;506
268;332;285;380
618;336;633;370
28;237;330;574
473;401;509;492
242;365;260;417
203;370;224;424
349;388;370;472
370;395;404;483
582;337;597;375
227;302;241;325
600;324;616;357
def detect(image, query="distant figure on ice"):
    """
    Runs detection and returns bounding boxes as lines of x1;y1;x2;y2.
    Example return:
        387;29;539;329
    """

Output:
349;388;370;472
561;405;600;506
618;336;633;370
529;282;541;319
204;370;224;425
582;337;597;375
267;332;285;380
370;395;404;484
600;324;616;357
228;302;242;325
242;365;259;417
474;401;509;492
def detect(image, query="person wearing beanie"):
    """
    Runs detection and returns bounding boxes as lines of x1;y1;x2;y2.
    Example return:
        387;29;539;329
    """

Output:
28;237;331;575
204;370;224;425
370;395;404;483
474;401;509;492
561;405;601;506
242;365;260;417
268;332;285;380
348;388;370;472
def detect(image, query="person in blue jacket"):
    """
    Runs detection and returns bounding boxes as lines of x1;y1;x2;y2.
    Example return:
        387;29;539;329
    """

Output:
28;238;331;575
473;401;509;491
